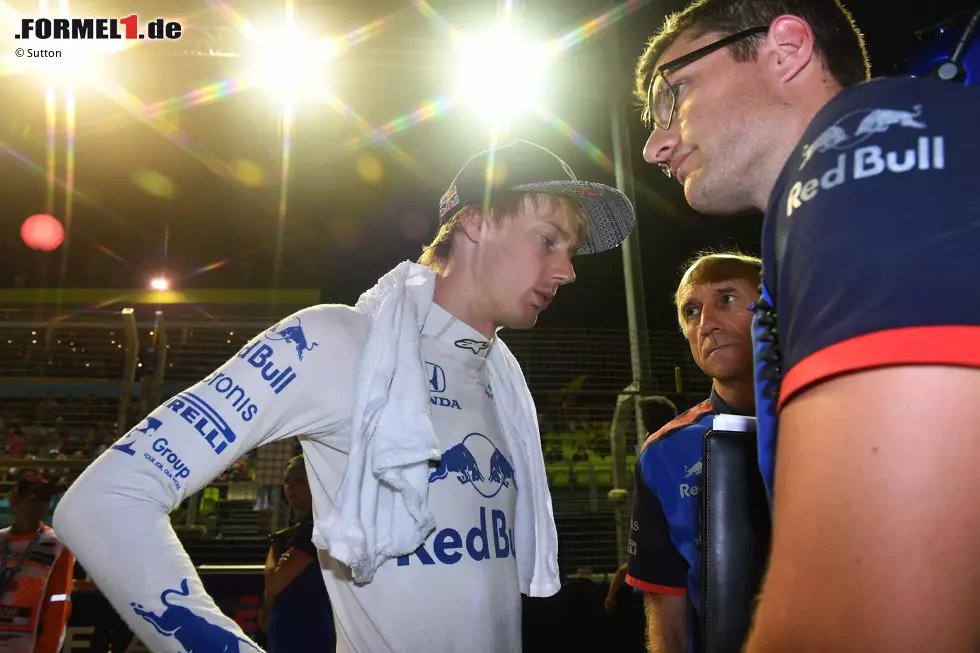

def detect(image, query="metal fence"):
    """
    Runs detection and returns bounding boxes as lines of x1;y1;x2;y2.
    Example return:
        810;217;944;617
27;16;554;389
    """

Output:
0;308;712;573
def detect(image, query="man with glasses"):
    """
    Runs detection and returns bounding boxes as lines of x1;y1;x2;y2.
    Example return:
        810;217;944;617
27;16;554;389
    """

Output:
634;1;980;651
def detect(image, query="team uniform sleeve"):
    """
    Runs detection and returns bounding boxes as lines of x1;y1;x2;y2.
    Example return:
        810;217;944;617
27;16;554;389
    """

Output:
52;305;363;652
626;453;687;595
772;77;980;408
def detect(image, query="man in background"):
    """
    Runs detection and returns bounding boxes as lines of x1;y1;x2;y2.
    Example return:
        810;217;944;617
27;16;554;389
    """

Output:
0;472;74;653
627;252;759;652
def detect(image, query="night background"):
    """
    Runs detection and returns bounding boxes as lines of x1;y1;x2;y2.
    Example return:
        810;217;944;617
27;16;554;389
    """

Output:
2;0;976;332
1;1;979;650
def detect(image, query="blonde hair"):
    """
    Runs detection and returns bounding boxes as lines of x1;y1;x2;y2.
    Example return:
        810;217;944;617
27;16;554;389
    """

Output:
418;193;589;273
674;249;762;333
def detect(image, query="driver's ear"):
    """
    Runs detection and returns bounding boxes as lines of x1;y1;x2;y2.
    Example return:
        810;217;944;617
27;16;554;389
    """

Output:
457;206;485;244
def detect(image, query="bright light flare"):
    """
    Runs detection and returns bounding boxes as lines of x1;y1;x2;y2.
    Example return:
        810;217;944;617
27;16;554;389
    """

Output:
248;29;336;98
454;29;549;125
150;277;169;291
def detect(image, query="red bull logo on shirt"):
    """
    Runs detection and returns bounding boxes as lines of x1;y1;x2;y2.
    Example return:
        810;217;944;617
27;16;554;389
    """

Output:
396;506;516;567
131;578;262;652
788;104;945;217
429;432;517;498
398;433;518;567
799;104;928;171
235;341;298;395
264;316;318;361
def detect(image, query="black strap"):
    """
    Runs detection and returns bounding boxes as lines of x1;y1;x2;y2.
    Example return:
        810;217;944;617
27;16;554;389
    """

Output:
0;527;46;598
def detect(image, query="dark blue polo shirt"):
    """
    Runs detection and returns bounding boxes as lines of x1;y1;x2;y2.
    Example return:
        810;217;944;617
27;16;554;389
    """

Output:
266;519;336;653
626;389;741;652
753;75;980;503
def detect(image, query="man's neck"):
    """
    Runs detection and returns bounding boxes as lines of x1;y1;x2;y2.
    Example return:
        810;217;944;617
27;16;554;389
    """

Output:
713;377;755;416
758;81;844;210
432;272;496;340
11;520;41;536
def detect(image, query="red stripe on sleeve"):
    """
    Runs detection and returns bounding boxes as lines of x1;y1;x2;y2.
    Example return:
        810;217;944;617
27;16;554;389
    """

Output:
780;325;980;409
625;575;687;596
288;546;314;561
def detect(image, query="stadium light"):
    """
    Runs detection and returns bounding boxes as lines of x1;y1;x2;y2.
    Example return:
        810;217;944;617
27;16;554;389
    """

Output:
248;28;336;98
150;277;169;291
453;27;550;126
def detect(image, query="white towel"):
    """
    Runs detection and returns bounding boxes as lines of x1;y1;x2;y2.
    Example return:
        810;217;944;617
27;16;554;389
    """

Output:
316;261;560;597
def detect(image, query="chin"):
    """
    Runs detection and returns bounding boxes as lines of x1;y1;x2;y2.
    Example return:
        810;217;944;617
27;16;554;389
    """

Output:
685;176;748;217
703;350;750;378
501;311;539;331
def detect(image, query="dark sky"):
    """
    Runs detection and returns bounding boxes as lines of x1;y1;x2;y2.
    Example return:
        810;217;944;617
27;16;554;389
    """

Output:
1;0;976;331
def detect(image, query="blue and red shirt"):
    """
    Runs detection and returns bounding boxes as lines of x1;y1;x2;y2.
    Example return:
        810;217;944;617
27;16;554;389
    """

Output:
626;389;743;652
754;75;980;502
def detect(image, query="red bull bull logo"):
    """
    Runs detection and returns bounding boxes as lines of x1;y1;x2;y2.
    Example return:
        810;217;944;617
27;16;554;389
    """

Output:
131;578;262;652
428;432;517;498
799;104;929;171
264;316;318;361
788;104;945;218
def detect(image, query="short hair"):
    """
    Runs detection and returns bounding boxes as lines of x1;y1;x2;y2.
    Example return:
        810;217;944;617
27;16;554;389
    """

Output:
638;395;679;433
418;193;589;274
674;249;762;334
634;0;870;108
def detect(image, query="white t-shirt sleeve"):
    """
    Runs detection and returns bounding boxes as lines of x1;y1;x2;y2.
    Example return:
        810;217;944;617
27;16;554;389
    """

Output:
53;305;363;652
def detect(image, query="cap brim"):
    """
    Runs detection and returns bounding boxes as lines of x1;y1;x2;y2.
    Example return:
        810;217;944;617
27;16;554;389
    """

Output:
510;180;634;255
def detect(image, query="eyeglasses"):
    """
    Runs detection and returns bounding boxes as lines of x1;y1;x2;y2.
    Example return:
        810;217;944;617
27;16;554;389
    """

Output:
642;26;770;132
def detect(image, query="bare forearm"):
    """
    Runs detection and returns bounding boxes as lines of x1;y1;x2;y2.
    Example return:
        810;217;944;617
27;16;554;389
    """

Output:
644;594;688;653
265;551;313;606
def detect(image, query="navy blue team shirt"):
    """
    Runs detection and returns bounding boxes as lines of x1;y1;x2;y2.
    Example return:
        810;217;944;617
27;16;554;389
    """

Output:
626;389;743;653
265;519;336;653
753;75;980;503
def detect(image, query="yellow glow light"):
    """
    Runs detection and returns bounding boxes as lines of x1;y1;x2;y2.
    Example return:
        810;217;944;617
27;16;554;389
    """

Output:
248;28;335;98
454;28;549;125
150;277;169;291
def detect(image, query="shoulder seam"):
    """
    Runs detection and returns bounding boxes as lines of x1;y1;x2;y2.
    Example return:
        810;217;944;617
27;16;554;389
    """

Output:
641;400;714;452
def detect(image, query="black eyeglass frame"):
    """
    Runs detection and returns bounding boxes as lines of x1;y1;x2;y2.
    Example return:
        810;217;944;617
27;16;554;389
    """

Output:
642;26;770;131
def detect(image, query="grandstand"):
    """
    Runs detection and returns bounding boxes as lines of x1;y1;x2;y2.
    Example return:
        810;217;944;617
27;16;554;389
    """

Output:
0;303;712;575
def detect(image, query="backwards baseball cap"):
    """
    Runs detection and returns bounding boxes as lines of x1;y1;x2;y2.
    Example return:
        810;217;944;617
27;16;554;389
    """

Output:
15;473;66;500
438;140;635;256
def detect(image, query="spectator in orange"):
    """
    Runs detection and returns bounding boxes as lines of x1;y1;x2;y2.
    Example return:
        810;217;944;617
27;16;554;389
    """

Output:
0;473;74;653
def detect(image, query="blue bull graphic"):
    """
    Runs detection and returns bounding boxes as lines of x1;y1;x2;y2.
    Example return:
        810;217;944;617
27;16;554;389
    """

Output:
488;449;517;489
265;317;318;361
429;433;517;499
429;442;484;484
131;579;262;653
